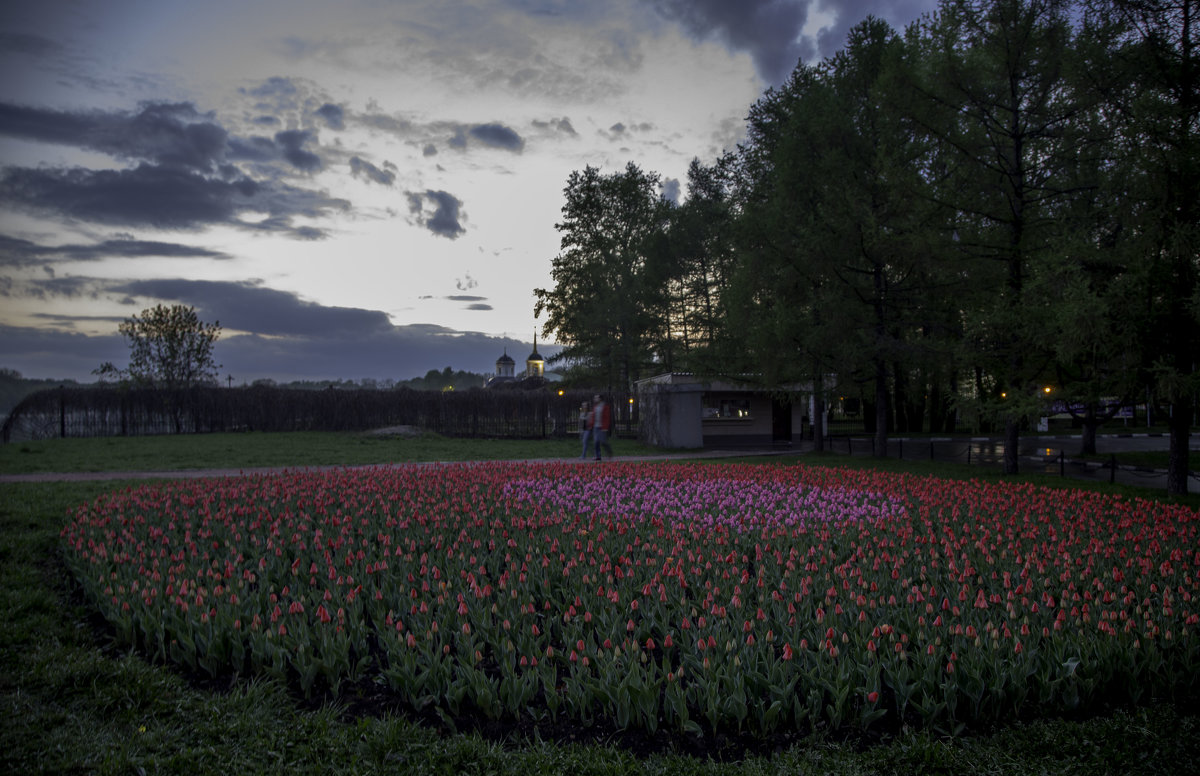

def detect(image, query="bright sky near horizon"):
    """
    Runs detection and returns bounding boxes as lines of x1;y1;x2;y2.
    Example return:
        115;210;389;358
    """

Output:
0;0;937;384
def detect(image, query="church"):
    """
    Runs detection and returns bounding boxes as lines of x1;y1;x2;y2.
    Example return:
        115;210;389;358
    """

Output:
485;336;545;388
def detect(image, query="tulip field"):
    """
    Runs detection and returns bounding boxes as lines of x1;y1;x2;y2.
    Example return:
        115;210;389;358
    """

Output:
60;460;1200;742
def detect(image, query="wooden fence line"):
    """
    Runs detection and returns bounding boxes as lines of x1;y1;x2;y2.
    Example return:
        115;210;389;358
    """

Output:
1;386;638;442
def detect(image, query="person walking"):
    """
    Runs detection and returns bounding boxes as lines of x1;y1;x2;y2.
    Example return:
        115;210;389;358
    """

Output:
592;393;613;460
578;401;594;459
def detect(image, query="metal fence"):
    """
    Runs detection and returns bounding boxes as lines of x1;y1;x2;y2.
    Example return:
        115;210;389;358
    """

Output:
822;434;1198;492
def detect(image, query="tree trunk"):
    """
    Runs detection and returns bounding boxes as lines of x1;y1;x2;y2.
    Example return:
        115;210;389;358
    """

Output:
1167;400;1192;496
812;371;826;453
1003;416;1020;475
874;359;889;457
1079;404;1099;456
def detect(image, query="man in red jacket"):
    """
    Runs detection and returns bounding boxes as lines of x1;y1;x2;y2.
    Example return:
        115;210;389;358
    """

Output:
592;393;613;461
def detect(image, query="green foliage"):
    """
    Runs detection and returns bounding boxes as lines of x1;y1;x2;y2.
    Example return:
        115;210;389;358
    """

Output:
95;304;222;390
534;163;672;390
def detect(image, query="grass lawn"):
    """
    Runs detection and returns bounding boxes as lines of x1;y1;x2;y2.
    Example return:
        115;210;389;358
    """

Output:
1;433;1198;774
0;430;665;475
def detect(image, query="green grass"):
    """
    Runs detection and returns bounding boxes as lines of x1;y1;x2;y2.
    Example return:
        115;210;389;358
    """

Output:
2;435;1198;774
0;431;663;475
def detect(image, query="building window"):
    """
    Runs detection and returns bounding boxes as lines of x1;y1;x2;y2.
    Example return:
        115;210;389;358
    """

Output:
702;397;752;419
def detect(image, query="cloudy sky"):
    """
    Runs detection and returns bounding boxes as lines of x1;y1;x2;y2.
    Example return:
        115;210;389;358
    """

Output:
0;0;936;384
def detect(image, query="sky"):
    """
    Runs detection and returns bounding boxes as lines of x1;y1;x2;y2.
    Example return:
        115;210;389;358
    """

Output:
0;0;937;385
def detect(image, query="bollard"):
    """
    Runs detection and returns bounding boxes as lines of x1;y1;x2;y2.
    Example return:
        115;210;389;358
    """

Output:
1059;451;1065;477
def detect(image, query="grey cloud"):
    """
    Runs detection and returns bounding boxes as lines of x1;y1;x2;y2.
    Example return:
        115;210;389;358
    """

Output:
0;234;229;267
241;76;300;102
810;1;935;58
0;162;347;233
112;278;393;337
0;164;251;229
533;116;577;136
468;123;525;152
446;123;525;152
349;156;395;186
650;0;938;82
660;178;681;204
0;32;61;57
0;324;127;381
0;306;560;384
465;303;493;311
273;129;322;171
0;101;228;171
359;112;415;135
315;103;344;130
447;295;486;302
406;190;466;240
423;144;438;156
648;0;812;84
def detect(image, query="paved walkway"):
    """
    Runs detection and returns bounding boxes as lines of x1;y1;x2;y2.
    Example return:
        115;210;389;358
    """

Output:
1;434;1193;492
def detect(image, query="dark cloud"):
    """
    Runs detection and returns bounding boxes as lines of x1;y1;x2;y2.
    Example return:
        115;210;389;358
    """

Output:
447;295;486;302
423;144;438;156
468;123;525;152
0;162;346;233
649;0;812;84
0;32;61;57
349;156;395;186
532;116;577;136
446;123;525;152
651;0;938;83
0;286;559;383
241;76;300;101
0;101;228;171
0;164;251;228
810;1;935;58
465;303;493;311
273;129;322;171
0;324;127;381
315;103;344;130
0;234;229;267
111;278;393;337
406;190;466;239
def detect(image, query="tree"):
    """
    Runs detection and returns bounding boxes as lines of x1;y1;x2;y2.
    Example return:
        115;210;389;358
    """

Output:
1088;0;1200;495
908;0;1099;474
534;163;671;390
96;304;222;390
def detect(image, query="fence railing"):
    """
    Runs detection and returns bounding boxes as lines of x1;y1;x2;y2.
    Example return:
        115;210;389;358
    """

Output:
822;434;1198;491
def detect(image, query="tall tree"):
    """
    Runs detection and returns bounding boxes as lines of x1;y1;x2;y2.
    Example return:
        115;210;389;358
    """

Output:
909;0;1097;473
1091;0;1199;495
658;158;738;373
534;163;670;390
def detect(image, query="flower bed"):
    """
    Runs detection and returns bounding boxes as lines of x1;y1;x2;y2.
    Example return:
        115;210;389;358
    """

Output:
60;461;1200;739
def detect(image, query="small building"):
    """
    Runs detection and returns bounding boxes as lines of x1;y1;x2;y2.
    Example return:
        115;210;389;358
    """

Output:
486;335;549;389
526;336;544;379
635;373;810;449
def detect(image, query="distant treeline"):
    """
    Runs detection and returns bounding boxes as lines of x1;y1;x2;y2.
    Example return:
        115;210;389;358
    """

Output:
0;369;86;420
1;384;626;443
252;367;489;392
